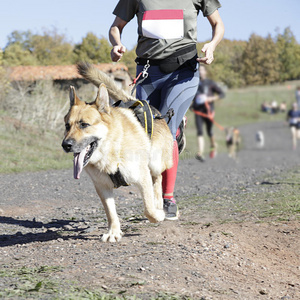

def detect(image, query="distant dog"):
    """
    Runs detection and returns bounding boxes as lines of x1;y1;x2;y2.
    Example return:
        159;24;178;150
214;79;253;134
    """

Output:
61;63;173;242
225;127;241;158
256;131;265;148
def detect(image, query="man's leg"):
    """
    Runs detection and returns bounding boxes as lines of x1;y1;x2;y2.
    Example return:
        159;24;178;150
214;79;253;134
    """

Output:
206;119;216;158
195;114;205;161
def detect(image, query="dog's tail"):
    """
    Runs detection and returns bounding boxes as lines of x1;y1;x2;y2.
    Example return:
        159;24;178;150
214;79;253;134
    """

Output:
77;62;135;102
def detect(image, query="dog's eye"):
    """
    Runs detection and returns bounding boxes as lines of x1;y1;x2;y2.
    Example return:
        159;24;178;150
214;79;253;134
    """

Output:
80;122;90;129
65;123;70;131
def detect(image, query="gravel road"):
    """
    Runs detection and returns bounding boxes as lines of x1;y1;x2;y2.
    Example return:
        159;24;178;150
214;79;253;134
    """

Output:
0;120;299;299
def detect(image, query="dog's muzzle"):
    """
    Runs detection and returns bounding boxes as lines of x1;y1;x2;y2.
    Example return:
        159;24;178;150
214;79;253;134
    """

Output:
62;138;75;153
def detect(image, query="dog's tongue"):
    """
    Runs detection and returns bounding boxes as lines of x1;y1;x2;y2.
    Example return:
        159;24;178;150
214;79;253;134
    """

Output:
73;149;86;179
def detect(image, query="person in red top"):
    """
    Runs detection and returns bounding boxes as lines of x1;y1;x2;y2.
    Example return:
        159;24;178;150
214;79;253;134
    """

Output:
109;0;225;220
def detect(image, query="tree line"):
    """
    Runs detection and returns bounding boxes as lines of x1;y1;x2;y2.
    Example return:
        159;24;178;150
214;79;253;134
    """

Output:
1;27;300;88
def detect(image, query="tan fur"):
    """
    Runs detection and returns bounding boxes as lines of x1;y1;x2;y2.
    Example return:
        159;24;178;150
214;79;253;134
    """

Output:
77;62;136;103
62;66;173;242
225;127;241;159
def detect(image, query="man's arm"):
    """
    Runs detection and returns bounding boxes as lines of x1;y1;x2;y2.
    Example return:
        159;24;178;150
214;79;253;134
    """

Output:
198;10;225;65
109;16;128;62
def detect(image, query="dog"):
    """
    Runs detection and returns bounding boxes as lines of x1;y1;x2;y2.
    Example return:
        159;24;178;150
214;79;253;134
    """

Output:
256;131;264;148
225;127;241;159
61;63;173;242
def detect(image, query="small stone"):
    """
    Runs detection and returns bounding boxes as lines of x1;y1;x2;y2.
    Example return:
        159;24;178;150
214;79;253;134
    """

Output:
259;289;268;295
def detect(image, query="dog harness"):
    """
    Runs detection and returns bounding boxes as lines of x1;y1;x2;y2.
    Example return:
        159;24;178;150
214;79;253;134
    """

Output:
109;99;174;188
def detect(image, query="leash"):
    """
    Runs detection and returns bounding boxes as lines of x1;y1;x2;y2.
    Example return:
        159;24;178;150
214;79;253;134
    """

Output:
193;101;225;131
130;60;150;96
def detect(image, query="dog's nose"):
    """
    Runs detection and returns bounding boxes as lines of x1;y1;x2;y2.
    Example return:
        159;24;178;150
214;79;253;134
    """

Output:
62;139;74;153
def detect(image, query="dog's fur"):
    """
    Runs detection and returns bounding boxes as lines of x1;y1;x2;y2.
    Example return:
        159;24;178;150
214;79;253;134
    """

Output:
256;131;265;148
62;63;173;242
225;127;241;159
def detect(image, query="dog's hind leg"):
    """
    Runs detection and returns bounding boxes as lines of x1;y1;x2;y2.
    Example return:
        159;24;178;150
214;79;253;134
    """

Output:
152;174;163;210
137;171;165;223
94;185;123;242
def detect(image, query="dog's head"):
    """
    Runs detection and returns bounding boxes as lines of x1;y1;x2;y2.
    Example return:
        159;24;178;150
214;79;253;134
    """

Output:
62;84;110;179
225;127;234;143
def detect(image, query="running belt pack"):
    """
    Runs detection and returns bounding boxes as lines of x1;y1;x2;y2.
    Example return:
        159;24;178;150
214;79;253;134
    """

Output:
135;44;198;73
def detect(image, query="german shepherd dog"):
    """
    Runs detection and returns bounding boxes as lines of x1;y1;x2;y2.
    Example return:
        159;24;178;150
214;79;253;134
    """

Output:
225;127;241;159
62;63;173;242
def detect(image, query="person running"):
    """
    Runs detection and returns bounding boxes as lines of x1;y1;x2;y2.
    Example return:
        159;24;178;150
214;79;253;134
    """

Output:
109;0;224;220
192;65;225;162
287;102;300;150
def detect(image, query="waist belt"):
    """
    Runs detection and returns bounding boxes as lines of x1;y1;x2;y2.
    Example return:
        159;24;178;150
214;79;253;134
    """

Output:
135;44;198;73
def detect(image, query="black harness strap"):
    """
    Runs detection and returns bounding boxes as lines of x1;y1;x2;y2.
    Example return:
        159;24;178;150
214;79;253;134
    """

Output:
153;108;174;124
109;99;174;188
109;170;129;189
113;99;154;138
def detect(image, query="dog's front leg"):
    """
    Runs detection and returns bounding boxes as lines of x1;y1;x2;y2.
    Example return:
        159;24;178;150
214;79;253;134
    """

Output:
152;174;163;210
137;171;165;223
94;186;123;242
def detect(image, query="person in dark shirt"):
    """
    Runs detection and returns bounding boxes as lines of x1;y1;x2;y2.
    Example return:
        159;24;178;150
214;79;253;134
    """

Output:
192;65;225;161
110;0;224;220
287;102;300;150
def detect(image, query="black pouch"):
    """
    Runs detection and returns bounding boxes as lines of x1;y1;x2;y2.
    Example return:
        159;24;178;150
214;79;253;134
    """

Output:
159;44;198;73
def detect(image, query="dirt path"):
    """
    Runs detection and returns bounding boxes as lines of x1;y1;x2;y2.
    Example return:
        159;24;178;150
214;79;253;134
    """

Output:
0;121;299;299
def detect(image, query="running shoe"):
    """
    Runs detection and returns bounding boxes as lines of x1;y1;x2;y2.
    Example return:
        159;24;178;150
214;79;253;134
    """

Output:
163;198;179;220
195;154;205;162
209;147;217;158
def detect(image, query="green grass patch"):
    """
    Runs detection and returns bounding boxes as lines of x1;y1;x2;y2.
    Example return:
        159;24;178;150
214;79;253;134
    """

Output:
179;168;300;223
0;112;72;174
0;265;193;299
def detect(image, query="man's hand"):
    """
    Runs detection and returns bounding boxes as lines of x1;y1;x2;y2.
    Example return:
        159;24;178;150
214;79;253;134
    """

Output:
197;42;215;65
111;45;126;62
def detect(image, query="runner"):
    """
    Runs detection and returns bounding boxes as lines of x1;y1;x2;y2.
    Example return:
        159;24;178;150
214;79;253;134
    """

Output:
192;65;225;161
109;0;224;219
287;102;300;150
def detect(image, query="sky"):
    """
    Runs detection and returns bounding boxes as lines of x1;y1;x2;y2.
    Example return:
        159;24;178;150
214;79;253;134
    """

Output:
0;0;299;51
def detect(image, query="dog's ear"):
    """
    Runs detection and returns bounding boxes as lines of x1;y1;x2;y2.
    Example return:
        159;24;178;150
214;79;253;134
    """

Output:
95;84;110;113
69;86;83;106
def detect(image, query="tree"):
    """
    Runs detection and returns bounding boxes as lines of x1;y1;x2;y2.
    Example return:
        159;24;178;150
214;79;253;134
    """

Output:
199;39;247;88
241;34;280;85
3;29;74;66
276;27;300;81
122;46;137;78
73;33;111;64
0;48;11;103
3;30;38;66
3;43;38;66
29;28;74;65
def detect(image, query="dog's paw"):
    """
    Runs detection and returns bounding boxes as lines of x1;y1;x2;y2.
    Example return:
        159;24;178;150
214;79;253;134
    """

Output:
145;209;165;223
102;230;123;243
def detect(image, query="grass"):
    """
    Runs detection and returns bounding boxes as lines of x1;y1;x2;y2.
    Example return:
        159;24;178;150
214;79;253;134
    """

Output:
0;111;72;174
0;265;192;300
179;167;300;223
1;80;299;173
